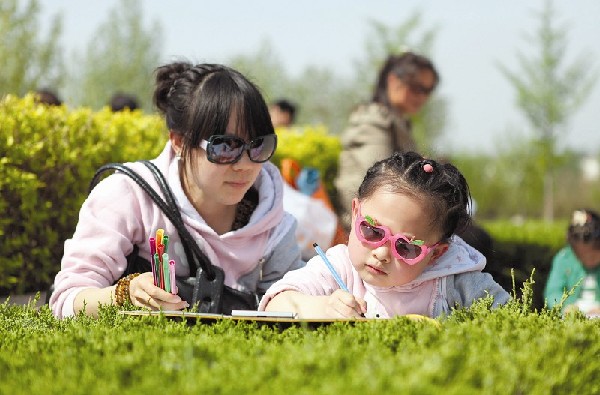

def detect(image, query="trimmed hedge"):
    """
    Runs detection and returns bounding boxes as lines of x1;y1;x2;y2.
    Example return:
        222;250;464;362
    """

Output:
1;288;598;394
0;95;166;294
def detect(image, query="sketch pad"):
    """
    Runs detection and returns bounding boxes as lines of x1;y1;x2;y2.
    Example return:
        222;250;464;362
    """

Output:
119;310;364;328
119;310;440;329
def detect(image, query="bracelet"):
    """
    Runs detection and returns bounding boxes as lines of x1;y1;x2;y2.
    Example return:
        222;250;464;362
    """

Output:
115;273;141;306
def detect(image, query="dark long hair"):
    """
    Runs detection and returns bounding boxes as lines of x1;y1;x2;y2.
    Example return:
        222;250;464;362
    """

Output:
153;62;274;161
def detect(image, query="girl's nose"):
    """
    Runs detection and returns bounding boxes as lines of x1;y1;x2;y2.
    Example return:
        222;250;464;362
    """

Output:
372;244;392;264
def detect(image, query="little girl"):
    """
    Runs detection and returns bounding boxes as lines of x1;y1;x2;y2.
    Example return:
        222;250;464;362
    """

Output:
260;151;510;318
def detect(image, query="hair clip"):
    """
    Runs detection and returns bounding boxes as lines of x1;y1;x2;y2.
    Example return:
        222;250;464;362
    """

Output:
423;163;433;173
571;210;589;226
365;215;377;226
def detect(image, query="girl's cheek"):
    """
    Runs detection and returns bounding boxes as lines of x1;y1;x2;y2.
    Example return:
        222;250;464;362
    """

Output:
347;238;365;266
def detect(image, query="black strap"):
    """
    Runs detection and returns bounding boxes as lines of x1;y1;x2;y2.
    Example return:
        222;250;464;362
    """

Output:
139;160;206;278
90;161;230;313
136;161;227;312
89;160;215;279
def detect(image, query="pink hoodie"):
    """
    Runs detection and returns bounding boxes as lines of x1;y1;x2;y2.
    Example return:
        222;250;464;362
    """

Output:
51;142;296;318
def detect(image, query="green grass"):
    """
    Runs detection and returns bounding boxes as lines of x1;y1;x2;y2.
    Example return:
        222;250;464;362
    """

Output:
1;286;598;395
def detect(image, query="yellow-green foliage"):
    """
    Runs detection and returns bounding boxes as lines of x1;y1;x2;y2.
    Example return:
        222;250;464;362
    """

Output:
271;125;342;194
484;219;567;251
0;95;167;293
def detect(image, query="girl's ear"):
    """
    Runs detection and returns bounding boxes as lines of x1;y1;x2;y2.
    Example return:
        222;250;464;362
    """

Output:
351;199;360;223
169;130;183;156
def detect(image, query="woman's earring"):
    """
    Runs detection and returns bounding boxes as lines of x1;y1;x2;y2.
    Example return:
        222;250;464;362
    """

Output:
176;153;182;161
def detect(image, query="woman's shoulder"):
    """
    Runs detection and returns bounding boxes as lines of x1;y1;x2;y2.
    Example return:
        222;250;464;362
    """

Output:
349;102;395;126
341;103;396;145
89;159;166;203
552;245;575;262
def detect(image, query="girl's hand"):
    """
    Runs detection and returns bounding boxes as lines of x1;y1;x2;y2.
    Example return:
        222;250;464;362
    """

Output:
325;289;367;318
128;272;189;310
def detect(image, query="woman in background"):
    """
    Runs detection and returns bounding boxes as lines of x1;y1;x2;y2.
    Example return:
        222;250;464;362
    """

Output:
334;52;439;233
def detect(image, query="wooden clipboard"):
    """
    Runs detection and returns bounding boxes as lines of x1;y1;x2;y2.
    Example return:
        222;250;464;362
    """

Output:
119;310;440;329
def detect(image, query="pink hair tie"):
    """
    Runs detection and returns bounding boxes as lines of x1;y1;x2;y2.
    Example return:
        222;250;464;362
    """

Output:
423;163;434;173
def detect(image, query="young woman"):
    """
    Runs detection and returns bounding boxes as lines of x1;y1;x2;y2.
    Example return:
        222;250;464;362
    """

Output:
335;52;439;233
50;62;304;318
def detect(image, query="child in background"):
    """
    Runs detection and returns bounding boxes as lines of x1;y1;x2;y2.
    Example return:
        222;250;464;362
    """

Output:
260;151;510;318
544;209;600;317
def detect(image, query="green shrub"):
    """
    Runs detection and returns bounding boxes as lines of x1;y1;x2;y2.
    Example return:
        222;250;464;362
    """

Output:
0;95;166;294
485;220;567;251
0;288;598;394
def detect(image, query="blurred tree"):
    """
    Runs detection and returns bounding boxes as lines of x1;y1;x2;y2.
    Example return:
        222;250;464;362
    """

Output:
66;0;163;111
454;125;586;221
498;0;598;221
0;0;63;97
286;66;356;135
229;40;290;103
230;41;354;135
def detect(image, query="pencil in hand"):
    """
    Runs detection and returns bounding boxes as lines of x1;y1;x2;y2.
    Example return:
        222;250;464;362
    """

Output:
312;243;349;292
313;243;365;318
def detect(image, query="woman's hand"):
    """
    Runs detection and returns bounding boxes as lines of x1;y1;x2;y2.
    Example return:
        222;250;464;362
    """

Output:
128;272;189;310
325;289;367;318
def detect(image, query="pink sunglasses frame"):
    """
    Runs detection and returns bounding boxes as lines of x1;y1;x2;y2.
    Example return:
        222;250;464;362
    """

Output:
354;204;439;265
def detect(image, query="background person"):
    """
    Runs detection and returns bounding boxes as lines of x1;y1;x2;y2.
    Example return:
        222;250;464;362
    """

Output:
334;52;439;233
544;209;600;316
109;92;140;112
261;151;509;318
50;62;304;318
34;88;63;106
269;98;297;128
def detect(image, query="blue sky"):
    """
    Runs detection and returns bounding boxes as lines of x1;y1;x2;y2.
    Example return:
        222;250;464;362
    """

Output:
38;0;600;155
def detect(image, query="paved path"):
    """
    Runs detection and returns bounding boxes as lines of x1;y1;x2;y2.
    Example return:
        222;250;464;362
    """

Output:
0;292;47;307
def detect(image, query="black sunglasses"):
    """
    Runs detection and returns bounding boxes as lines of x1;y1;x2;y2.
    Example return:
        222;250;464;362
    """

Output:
199;134;277;164
407;81;435;96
